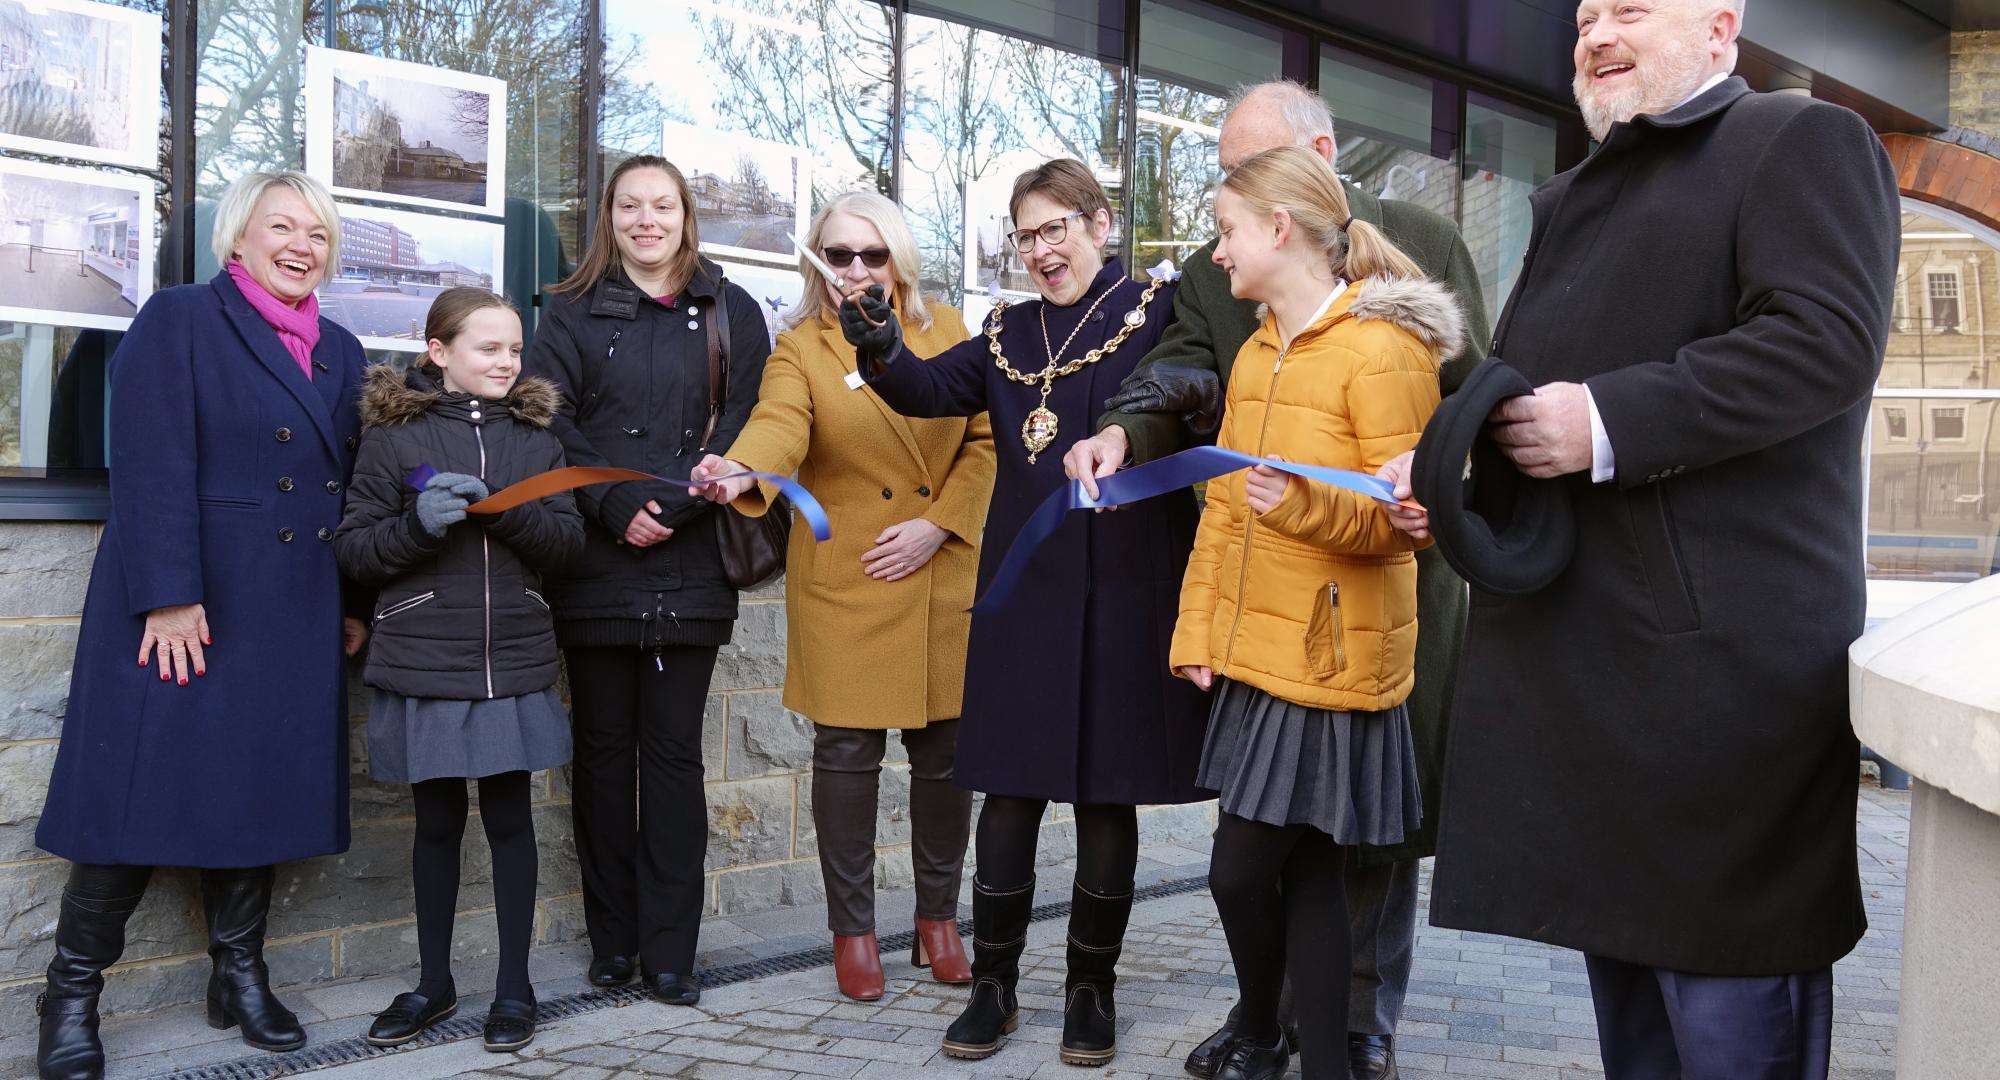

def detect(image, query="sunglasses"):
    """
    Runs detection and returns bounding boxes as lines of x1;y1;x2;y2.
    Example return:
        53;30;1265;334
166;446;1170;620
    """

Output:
823;246;891;269
1010;211;1088;253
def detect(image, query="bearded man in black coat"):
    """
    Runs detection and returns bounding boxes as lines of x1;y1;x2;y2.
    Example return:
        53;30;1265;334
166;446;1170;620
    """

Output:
1378;2;1900;1078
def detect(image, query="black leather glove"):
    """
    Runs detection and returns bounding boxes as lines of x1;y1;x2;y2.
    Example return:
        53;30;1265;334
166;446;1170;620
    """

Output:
837;284;902;377
1103;363;1223;436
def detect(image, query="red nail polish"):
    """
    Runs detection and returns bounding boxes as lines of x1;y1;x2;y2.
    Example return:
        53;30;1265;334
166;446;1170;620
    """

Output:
138;658;147;667
178;677;188;686
196;669;206;678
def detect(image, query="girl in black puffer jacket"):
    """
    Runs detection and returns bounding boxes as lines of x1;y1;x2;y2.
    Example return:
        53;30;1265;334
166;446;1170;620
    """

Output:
335;289;583;1054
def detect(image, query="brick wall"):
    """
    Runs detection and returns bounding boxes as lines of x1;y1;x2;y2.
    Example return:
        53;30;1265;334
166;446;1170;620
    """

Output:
0;521;1215;1027
1952;31;2000;140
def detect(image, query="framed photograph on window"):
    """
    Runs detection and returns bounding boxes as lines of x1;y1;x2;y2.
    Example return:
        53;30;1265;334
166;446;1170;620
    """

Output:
0;0;162;169
661;122;810;265
304;47;508;218
961;148;1047;302
318;202;505;352
0;157;152;331
714;259;806;350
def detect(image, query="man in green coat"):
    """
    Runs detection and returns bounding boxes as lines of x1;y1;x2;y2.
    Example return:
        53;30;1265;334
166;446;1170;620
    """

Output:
1064;81;1490;1080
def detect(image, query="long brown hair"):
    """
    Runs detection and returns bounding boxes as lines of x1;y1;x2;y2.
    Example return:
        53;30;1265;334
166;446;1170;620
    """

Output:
425;287;519;346
551;155;703;296
1220;146;1423;283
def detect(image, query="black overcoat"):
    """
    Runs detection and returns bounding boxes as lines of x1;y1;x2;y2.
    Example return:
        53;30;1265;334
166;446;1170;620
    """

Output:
1428;80;1900;975
37;273;365;867
868;260;1211;806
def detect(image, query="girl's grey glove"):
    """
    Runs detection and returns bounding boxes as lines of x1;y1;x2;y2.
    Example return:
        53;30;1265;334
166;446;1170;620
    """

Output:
414;472;489;538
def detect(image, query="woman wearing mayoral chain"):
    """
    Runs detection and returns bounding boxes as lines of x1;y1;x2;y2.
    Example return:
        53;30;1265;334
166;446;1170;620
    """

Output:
837;159;1210;1069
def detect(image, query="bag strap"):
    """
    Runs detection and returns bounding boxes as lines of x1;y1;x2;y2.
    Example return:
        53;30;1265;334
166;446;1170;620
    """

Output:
702;276;731;448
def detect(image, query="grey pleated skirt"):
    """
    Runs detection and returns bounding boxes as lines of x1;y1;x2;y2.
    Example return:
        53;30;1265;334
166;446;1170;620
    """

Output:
1195;677;1422;845
367;687;572;784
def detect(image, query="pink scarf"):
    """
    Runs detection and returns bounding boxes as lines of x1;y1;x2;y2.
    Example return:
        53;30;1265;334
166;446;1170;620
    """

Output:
227;260;322;379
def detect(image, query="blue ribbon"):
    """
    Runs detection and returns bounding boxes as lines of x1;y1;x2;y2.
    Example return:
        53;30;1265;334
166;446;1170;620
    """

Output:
969;445;1399;614
404;463;833;542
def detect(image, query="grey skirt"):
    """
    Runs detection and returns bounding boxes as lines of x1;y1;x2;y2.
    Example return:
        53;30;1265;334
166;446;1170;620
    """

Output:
1195;677;1422;845
367;687;572;784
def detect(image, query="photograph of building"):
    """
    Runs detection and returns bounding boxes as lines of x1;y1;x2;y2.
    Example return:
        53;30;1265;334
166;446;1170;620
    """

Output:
0;0;158;167
664;121;806;261
309;46;507;216
0;158;147;329
317;202;502;349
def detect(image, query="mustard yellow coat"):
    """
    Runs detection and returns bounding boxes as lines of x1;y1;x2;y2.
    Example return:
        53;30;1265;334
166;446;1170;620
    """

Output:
1170;277;1460;713
729;307;995;729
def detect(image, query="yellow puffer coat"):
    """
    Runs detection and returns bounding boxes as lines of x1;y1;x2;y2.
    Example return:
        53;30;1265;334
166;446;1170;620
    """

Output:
1170;275;1463;712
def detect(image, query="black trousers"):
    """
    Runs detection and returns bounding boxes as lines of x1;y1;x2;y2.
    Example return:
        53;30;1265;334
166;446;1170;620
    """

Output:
564;645;719;976
1585;955;1834;1080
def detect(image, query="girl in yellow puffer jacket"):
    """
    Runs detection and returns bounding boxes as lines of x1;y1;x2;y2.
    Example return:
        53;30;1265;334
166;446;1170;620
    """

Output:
1168;146;1463;1080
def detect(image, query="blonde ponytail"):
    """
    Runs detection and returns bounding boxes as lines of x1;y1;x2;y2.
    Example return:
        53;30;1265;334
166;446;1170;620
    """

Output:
1220;145;1424;284
1341;217;1422;282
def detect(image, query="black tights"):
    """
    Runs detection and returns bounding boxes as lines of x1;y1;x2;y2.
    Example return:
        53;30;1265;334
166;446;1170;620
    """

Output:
1207;813;1350;1080
412;771;537;1005
974;795;1137;895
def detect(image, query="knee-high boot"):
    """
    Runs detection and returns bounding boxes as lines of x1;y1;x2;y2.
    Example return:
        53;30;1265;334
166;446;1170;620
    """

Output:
201;867;306;1052
37;865;151;1080
1061;882;1133;1066
941;877;1035;1060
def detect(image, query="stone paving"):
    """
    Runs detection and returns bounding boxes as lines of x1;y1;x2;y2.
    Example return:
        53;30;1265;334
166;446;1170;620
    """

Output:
1;783;1909;1079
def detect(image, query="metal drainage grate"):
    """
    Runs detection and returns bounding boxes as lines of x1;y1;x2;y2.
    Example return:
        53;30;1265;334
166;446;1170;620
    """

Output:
148;873;1211;1080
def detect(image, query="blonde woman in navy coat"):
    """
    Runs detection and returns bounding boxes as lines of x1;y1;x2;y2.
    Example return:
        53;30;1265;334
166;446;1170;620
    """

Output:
33;172;368;1080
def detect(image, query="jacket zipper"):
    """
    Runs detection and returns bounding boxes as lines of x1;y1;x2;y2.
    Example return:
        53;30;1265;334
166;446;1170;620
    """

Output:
1220;343;1293;671
1327;582;1347;671
374;591;436;621
475;422;494;700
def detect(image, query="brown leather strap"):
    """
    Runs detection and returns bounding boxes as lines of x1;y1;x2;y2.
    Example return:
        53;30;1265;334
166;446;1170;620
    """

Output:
703;306;724;448
465;466;660;514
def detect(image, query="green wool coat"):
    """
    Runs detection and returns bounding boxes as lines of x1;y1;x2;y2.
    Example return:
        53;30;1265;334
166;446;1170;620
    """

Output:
1102;185;1492;865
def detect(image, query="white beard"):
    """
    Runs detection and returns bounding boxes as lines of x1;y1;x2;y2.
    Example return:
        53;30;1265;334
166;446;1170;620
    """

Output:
1573;36;1714;142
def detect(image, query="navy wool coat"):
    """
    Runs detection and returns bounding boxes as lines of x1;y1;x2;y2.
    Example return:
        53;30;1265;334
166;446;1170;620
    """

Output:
37;272;366;867
867;260;1211;806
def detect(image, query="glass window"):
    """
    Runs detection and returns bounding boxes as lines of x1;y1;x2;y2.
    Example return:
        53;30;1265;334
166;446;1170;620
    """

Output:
1133;0;1297;272
1;0;166;480
1319;45;1458;231
1461;92;1557;320
900;7;1125;324
1866;200;2000;595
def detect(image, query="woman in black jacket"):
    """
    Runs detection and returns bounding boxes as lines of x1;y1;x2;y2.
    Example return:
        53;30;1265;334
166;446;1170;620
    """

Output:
522;154;770;1004
335;289;583;1052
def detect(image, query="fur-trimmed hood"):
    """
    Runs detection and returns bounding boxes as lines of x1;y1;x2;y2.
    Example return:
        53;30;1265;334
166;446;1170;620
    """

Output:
1346;275;1467;361
359;363;562;430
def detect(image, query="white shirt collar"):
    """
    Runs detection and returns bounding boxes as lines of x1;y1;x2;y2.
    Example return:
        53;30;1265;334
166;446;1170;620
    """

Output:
1281;279;1348;349
1675;71;1731;111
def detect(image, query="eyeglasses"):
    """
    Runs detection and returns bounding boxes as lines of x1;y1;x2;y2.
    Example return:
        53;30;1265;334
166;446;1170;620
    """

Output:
823;246;891;269
1010;211;1088;253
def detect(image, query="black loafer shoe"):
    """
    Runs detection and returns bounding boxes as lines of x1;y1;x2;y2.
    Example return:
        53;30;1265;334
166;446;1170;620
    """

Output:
482;999;537;1053
1185;1004;1239;1078
1349;1032;1397;1080
588;955;636;987
365;988;458;1047
1213;1035;1289;1080
645;972;701;1006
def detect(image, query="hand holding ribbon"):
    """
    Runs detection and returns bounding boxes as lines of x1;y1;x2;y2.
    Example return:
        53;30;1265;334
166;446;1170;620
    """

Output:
970;445;1419;615
405;463;831;542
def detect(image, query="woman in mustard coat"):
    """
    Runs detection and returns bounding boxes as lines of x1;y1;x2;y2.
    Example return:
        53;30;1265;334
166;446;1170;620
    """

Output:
692;192;995;1002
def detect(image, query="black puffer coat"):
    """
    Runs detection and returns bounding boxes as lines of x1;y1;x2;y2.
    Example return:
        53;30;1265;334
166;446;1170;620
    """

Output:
523;258;769;648
335;366;584;700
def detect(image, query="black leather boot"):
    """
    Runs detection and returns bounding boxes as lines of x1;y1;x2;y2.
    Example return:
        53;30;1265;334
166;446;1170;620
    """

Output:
1184;1004;1239;1079
1213;1034;1290;1080
201;867;306;1052
940;877;1034;1060
1060;883;1132;1067
1348;1032;1398;1079
37;865;151;1080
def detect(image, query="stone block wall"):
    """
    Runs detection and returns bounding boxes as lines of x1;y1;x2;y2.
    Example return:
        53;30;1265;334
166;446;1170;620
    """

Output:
0;520;1215;1028
1951;31;2000;141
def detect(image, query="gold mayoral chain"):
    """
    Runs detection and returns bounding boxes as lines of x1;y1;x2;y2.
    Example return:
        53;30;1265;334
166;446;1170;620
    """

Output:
985;275;1165;463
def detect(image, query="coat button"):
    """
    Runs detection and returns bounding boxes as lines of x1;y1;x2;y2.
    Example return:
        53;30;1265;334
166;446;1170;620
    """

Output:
687;305;699;316
345;435;358;450
326;480;342;494
274;427;291;443
882;488;893;500
917;485;931;497
277;477;294;492
277;527;294;542
317;527;334;542
688;320;699;330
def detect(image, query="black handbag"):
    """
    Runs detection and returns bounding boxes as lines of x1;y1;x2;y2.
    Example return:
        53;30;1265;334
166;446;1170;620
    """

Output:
703;281;792;590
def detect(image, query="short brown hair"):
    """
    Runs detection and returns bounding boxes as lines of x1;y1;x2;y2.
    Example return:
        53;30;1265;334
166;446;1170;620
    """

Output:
552;155;703;297
1008;158;1111;234
424;287;519;347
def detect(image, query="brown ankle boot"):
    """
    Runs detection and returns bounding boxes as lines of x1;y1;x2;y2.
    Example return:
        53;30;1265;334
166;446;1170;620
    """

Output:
832;932;884;1001
913;917;972;984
